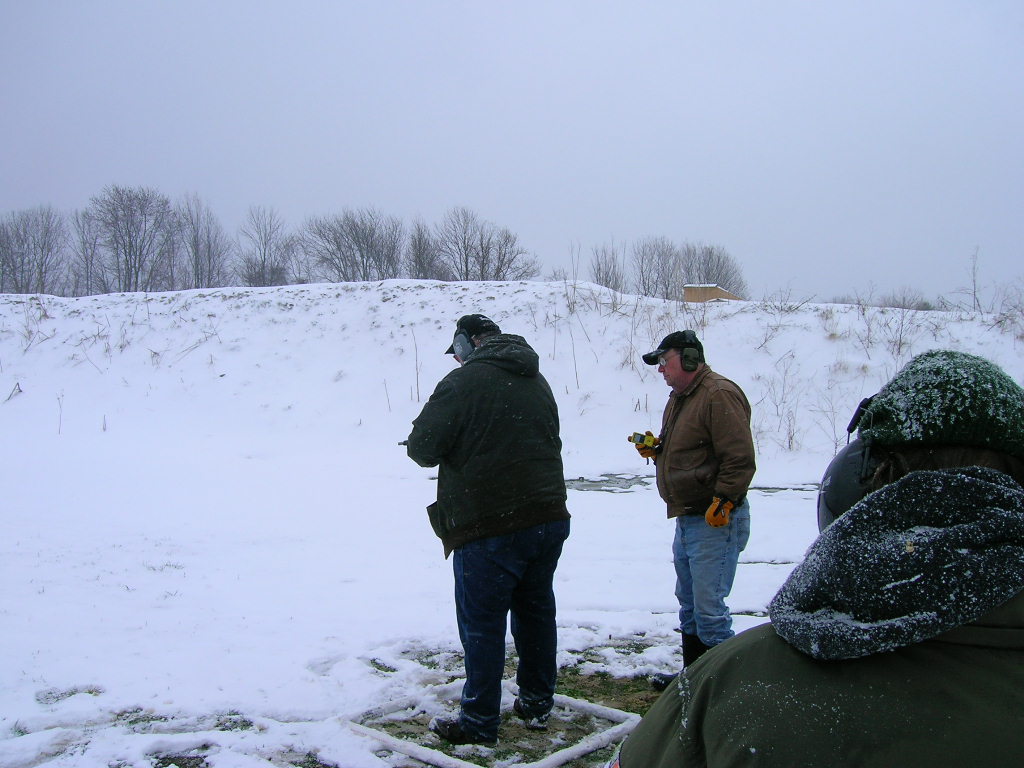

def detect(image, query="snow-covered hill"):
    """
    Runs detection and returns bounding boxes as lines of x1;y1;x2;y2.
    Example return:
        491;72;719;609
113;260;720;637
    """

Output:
2;280;1020;767
6;280;1019;474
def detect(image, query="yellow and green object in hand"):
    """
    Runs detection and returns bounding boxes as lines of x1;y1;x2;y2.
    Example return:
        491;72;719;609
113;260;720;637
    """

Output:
628;431;660;460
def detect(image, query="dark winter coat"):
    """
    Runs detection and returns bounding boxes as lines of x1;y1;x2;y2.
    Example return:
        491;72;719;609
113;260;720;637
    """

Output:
655;366;755;517
406;333;569;557
617;467;1024;767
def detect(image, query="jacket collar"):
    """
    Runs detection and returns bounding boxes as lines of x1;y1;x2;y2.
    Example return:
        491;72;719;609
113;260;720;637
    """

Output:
935;590;1024;649
671;364;712;398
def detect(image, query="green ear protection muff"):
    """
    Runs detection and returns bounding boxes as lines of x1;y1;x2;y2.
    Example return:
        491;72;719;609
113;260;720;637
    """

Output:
681;347;701;372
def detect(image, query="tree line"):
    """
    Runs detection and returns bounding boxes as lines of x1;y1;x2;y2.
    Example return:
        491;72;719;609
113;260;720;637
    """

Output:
0;184;748;300
582;237;748;300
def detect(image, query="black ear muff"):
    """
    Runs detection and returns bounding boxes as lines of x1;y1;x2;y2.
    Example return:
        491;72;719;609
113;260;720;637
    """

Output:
816;394;883;530
816;438;879;531
451;331;475;361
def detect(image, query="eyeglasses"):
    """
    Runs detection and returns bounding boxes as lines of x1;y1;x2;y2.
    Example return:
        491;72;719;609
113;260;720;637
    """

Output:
657;352;678;367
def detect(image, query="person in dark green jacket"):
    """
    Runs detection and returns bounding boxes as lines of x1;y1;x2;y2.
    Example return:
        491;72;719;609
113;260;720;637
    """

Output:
614;350;1024;767
407;314;570;746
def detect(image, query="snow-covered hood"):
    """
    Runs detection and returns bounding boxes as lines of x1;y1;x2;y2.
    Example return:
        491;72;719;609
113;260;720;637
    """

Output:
769;466;1024;660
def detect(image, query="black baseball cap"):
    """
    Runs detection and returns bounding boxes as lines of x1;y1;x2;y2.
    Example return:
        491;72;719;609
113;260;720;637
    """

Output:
642;330;705;366
444;314;501;354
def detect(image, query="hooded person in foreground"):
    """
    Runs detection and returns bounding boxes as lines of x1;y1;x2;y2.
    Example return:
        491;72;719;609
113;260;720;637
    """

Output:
613;349;1024;767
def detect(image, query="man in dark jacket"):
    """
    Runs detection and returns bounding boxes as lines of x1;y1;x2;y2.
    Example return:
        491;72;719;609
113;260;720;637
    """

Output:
407;314;570;746
614;350;1024;767
636;331;755;685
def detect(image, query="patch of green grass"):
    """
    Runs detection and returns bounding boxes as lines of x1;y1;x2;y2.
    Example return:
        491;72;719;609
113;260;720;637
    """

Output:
362;634;672;766
34;685;105;705
400;648;451;672
370;704;606;766
213;711;255;731
287;751;337;768
271;749;337;768
115;707;171;730
153;756;208;768
557;668;660;716
364;667;659;768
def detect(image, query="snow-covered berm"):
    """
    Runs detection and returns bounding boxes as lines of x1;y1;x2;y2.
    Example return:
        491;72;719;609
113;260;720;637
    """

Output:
2;280;1021;767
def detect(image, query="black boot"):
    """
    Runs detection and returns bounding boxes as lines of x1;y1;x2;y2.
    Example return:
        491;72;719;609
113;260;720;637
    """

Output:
649;631;688;692
651;634;715;691
649;671;677;692
682;633;711;667
429;717;497;746
513;697;550;731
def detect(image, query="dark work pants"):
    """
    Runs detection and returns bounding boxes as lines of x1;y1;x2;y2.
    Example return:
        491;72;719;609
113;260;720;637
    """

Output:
452;519;570;740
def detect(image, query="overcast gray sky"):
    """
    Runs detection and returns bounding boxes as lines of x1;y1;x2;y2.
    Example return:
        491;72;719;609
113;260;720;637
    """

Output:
3;1;1022;301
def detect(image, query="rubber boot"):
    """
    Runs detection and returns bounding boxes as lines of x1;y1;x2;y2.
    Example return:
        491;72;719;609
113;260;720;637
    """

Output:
682;633;711;667
649;632;687;692
649;670;677;692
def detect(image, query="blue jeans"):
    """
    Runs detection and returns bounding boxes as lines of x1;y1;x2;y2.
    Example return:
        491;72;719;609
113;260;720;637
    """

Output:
452;519;570;741
672;499;750;646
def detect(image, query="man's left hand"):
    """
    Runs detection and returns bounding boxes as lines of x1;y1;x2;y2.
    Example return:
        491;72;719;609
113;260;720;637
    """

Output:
705;497;735;527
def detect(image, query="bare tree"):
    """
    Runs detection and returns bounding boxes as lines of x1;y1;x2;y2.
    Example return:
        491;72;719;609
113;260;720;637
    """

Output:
0;219;7;293
0;205;69;294
177;194;233;289
878;287;935;311
435;206;538;281
589;241;628;293
631;236;681;299
681;242;748;298
68;208;104;296
0;217;10;293
435;207;481;281
295;215;341;283
88;185;177;292
950;246;985;312
968;247;982;311
237;206;295;287
487;225;539;280
352;208;403;281
404;218;451;280
300;208;404;283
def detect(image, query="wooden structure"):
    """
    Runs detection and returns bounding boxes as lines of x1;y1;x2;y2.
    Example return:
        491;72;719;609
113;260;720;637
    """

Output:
683;284;742;302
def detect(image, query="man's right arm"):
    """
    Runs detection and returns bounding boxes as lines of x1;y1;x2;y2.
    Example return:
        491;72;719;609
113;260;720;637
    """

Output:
406;377;460;468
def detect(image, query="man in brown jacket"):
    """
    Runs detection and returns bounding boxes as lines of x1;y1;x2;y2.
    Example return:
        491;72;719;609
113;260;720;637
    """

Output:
636;331;755;684
614;350;1024;767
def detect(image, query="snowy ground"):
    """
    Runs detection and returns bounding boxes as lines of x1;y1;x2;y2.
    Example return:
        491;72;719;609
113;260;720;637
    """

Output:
1;280;1020;767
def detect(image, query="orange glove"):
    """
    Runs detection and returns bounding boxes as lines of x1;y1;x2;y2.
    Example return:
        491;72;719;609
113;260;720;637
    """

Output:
628;431;660;460
705;496;735;527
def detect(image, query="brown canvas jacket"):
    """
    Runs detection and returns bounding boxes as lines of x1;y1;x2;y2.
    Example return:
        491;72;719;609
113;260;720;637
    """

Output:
654;366;755;517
